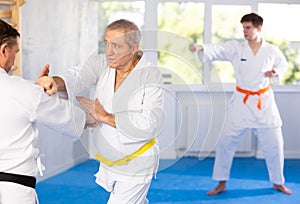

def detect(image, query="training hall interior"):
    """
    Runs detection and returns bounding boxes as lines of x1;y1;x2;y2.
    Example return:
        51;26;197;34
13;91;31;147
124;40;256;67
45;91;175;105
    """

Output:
1;0;300;203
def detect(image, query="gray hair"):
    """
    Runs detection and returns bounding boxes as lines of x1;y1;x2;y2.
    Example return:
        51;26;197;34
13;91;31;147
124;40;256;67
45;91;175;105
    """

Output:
106;19;141;48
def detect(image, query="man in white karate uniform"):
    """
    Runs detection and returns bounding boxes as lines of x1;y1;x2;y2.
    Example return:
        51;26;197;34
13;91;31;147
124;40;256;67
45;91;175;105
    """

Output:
190;12;292;195
37;19;165;204
0;19;96;204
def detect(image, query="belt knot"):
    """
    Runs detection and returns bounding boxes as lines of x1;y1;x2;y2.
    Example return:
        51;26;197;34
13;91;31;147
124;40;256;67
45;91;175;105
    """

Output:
236;85;270;110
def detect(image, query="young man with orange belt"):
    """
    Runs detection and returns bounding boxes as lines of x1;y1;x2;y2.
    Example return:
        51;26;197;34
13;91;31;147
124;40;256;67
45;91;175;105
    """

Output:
190;12;292;195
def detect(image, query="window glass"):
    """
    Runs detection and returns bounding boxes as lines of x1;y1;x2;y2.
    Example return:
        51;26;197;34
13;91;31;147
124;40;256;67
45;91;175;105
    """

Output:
211;5;251;83
97;1;300;86
158;2;204;84
259;3;300;85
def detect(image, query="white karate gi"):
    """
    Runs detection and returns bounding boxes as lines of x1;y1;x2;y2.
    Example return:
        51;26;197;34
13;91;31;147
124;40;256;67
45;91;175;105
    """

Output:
61;52;164;204
0;68;86;204
199;40;288;185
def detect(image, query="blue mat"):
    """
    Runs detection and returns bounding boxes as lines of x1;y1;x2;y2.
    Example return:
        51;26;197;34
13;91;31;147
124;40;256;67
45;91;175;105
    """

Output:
36;157;300;204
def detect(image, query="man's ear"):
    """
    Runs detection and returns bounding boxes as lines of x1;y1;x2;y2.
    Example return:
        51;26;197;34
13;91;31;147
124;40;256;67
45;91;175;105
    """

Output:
257;25;262;32
0;43;8;57
131;43;139;53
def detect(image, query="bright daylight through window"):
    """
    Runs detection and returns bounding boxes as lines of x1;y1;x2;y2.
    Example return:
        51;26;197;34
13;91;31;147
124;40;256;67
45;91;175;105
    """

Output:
98;1;300;85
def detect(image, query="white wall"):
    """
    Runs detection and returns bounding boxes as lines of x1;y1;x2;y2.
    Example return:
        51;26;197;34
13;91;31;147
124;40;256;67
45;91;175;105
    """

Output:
21;0;99;80
20;0;99;181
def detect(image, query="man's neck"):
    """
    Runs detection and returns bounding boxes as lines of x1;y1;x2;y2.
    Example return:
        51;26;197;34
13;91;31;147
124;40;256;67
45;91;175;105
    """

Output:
0;66;9;73
248;37;262;56
248;37;262;48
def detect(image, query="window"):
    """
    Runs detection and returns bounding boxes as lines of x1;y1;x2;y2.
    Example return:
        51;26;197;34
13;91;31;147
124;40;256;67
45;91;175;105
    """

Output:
157;2;204;84
98;1;300;86
211;5;251;83
259;3;300;84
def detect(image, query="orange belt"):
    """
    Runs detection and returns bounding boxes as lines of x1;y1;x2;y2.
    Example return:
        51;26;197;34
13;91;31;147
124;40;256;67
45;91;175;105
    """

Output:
236;85;270;110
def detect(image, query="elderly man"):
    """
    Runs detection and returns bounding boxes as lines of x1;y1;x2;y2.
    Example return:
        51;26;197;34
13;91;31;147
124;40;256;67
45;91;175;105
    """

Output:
37;19;165;204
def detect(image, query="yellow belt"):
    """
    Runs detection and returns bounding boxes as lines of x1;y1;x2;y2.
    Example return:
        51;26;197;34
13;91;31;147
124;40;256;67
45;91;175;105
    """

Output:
95;138;157;167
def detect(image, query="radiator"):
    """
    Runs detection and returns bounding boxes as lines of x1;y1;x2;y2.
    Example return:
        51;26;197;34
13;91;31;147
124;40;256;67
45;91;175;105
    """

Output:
178;104;255;158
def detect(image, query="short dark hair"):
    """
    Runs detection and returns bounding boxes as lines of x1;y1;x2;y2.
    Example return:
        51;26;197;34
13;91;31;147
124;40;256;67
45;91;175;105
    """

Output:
106;19;141;48
240;13;263;28
0;19;20;47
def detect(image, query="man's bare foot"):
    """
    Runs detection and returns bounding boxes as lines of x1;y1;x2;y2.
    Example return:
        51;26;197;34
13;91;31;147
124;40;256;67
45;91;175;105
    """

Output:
207;181;226;196
273;184;292;195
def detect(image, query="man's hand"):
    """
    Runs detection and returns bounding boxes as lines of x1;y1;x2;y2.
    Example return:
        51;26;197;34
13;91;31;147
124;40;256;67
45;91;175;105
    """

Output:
38;64;50;77
189;43;203;53
76;96;116;128
36;64;58;95
76;96;108;122
76;96;102;121
264;69;278;77
85;112;99;129
36;76;58;95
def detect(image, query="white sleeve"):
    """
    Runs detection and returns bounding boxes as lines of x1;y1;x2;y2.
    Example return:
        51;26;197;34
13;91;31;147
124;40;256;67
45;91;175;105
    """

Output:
201;40;238;62
59;52;105;99
272;46;289;83
36;92;86;138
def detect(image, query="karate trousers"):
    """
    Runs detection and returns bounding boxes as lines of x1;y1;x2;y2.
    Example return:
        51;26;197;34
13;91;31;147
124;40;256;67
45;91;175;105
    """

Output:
0;181;38;204
107;181;151;204
212;126;285;185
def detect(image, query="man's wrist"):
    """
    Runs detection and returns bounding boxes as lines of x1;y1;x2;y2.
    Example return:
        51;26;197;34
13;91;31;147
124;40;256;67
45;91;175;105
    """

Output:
196;45;203;52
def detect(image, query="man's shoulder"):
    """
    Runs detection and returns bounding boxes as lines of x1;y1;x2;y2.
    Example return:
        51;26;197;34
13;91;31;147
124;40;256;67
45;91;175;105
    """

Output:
0;75;42;109
262;41;282;52
84;52;108;72
139;58;162;75
7;75;43;96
